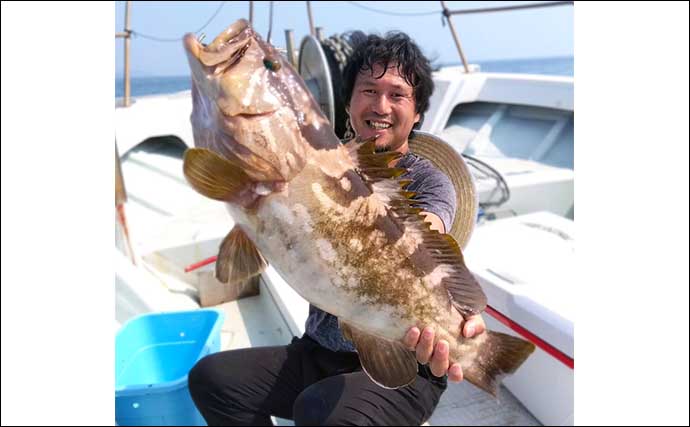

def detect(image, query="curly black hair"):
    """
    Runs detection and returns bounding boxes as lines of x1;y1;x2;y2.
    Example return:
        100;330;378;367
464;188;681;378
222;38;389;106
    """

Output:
342;31;434;130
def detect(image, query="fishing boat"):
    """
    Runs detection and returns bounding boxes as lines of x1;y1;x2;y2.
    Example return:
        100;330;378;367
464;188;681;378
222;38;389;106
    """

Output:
115;2;574;425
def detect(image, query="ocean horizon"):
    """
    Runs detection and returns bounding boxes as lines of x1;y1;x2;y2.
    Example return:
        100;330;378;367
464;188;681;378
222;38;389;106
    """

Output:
116;55;573;99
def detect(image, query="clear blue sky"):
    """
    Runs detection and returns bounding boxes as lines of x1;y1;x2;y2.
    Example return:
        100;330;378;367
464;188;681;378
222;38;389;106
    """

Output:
115;1;573;77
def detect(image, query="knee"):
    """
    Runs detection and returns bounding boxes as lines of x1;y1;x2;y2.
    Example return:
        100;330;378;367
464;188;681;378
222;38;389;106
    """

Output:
293;388;330;426
188;354;222;402
293;387;368;426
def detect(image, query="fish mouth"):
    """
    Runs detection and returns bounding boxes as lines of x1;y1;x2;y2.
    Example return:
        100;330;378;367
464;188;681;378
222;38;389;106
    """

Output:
183;19;252;67
222;110;277;121
207;19;249;50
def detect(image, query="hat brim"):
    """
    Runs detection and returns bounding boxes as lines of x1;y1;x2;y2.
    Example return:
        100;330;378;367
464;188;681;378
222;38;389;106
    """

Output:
408;131;477;250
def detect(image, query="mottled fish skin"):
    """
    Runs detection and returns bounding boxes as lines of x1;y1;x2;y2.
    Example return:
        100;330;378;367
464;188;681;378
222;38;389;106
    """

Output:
183;20;504;378
226;157;480;370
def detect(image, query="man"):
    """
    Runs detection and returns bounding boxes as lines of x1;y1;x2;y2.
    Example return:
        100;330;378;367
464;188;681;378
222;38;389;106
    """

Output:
189;31;485;426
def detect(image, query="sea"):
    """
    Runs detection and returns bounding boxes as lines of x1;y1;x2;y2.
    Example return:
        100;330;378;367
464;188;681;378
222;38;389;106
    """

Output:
115;56;573;99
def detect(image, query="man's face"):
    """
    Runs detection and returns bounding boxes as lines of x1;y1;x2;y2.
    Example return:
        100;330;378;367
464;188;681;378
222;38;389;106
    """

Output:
348;63;421;153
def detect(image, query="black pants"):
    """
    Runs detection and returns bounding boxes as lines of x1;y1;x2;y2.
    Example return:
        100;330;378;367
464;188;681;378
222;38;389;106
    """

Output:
188;335;447;426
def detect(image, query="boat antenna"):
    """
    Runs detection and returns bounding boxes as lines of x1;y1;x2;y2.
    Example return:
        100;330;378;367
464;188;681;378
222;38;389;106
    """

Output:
440;1;470;73
306;1;316;37
115;1;133;107
267;1;275;44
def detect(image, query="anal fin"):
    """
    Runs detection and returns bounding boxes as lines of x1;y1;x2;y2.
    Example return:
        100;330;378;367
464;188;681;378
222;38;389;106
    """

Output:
216;225;267;285
340;321;418;389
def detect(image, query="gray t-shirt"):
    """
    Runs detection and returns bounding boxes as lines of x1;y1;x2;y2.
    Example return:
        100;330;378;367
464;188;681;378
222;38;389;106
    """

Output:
305;151;457;352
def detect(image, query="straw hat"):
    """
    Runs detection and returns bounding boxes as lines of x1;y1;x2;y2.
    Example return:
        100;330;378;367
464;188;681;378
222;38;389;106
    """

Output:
407;131;477;250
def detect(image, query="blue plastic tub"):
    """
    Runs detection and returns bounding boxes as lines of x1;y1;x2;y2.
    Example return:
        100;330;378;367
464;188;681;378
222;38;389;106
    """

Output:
115;309;224;426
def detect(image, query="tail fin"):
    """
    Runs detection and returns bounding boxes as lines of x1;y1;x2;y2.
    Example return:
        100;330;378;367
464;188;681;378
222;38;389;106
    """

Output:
463;331;536;397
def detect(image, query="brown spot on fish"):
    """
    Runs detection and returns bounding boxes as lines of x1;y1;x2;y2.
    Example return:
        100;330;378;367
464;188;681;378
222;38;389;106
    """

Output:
342;170;370;197
373;214;404;246
408;243;439;276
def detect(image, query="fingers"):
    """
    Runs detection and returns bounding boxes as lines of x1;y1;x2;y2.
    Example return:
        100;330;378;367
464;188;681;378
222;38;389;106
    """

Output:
405;325;466;382
403;326;464;382
448;363;464;382
463;314;486;338
403;327;421;350
429;340;450;377
415;327;435;365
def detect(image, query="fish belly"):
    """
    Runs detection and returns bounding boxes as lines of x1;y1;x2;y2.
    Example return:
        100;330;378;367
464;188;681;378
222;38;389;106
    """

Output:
227;197;415;341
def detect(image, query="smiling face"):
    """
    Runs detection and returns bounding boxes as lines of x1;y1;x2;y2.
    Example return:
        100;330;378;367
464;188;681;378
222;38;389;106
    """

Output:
348;63;421;154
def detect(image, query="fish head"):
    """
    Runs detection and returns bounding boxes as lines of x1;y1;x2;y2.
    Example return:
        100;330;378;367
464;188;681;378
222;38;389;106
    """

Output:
183;19;335;183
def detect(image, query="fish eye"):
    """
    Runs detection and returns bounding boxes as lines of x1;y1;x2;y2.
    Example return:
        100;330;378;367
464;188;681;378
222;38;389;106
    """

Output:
263;57;281;72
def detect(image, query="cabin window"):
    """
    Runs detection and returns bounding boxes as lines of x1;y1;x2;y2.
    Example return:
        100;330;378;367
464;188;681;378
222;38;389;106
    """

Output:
441;102;573;169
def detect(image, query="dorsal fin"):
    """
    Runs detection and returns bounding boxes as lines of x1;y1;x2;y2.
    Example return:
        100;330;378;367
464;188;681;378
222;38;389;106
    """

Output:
345;138;487;317
345;138;408;181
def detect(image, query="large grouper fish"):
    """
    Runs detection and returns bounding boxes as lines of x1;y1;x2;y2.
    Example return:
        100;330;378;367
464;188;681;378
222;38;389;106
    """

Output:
181;19;535;396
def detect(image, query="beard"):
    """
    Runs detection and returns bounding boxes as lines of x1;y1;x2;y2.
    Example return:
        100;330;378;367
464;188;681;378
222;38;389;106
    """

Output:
373;136;394;153
354;134;391;152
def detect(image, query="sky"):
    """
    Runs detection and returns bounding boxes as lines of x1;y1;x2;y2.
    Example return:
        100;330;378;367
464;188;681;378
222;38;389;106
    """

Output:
115;1;573;77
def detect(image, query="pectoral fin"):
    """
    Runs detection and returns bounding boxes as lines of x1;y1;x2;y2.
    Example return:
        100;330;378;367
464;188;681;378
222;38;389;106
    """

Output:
340;321;418;389
216;225;267;285
183;148;253;202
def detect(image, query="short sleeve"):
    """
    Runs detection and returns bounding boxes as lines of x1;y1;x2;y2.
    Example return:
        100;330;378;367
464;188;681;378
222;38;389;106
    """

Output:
402;157;457;233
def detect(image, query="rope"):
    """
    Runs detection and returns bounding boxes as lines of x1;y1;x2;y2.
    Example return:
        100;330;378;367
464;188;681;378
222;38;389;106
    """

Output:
462;153;511;208
346;1;571;18
345;1;441;17
446;1;573;16
130;31;182;43
130;1;227;43
321;35;354;72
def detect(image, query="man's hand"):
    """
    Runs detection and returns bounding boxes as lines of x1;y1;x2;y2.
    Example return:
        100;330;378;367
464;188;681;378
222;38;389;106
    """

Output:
402;314;486;382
